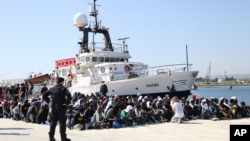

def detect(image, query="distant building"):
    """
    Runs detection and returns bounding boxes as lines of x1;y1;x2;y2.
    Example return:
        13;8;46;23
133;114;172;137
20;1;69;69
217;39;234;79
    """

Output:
218;78;224;83
1;79;24;87
237;79;245;84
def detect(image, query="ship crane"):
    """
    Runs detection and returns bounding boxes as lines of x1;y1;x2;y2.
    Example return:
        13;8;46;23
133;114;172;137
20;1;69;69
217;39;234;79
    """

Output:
224;70;228;80
205;62;211;84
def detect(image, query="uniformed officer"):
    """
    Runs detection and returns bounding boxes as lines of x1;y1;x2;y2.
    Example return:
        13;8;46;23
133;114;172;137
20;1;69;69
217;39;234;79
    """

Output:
43;77;72;141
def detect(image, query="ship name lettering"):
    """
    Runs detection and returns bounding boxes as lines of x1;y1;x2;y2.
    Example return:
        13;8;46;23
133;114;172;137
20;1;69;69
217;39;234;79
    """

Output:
146;83;159;87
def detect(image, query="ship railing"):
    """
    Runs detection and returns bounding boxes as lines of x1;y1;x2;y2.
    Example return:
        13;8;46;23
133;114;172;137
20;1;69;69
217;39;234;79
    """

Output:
130;63;192;77
88;42;129;53
44;64;192;85
146;64;192;76
107;64;193;81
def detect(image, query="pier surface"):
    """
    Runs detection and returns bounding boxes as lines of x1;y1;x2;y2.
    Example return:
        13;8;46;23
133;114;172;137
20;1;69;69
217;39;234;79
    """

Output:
0;118;249;141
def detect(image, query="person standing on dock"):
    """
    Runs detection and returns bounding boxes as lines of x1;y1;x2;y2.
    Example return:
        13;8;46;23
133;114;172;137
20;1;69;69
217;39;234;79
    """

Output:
43;77;72;141
41;83;48;95
100;81;108;98
19;83;26;102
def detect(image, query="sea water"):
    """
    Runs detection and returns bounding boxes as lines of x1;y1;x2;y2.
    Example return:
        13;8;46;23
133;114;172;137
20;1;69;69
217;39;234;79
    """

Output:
190;86;250;104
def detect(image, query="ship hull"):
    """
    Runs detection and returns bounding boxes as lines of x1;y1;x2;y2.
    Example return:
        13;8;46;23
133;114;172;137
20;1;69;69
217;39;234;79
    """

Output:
69;71;198;99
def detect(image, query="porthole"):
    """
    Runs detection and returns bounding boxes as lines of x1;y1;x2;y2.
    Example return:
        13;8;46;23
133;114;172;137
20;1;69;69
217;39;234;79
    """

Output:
100;67;105;73
86;57;90;62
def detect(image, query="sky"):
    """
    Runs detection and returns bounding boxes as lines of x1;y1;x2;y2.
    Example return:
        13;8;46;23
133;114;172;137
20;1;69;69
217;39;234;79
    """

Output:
1;0;250;82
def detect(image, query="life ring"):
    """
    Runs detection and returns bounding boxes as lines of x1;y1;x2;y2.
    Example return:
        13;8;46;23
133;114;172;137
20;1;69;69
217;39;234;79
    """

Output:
124;65;131;72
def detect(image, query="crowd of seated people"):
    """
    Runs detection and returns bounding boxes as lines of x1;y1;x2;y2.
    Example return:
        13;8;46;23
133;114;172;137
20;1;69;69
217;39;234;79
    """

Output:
1;87;250;130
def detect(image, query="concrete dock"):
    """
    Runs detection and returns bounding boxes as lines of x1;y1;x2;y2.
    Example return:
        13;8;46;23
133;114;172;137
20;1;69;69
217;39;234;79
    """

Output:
0;118;249;141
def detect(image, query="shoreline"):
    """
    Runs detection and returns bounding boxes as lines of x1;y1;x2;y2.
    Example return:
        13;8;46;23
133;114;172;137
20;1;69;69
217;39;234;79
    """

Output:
195;84;250;87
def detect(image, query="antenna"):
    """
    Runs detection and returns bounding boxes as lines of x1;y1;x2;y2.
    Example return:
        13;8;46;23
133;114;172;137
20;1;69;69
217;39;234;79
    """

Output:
118;37;130;40
118;37;130;53
118;37;130;42
88;0;101;30
118;37;130;47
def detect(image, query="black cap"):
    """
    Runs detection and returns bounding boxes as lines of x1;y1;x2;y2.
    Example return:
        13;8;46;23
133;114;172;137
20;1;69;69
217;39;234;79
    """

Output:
57;77;64;83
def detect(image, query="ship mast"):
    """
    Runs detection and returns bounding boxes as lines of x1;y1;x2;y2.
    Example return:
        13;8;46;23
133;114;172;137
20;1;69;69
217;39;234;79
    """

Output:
186;44;189;71
74;0;114;53
89;0;99;30
88;0;113;51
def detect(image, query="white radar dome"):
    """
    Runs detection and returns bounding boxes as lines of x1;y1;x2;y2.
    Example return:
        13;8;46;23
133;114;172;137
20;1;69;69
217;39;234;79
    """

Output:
73;13;88;28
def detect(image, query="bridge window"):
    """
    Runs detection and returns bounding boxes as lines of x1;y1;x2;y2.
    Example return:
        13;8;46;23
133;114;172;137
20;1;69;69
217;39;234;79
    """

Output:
110;57;114;62
62;69;68;76
92;57;97;62
105;57;110;62
98;57;104;62
114;58;119;62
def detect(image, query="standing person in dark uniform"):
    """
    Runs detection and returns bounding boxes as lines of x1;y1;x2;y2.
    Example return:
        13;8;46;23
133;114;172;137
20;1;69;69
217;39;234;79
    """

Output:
43;77;72;141
19;83;26;102
0;86;2;100
100;81;108;98
13;83;20;103
29;82;34;95
40;83;48;95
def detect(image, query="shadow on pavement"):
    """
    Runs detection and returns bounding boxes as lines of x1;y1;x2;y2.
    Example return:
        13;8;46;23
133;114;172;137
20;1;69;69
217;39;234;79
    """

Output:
0;133;30;135
0;128;31;136
0;127;32;130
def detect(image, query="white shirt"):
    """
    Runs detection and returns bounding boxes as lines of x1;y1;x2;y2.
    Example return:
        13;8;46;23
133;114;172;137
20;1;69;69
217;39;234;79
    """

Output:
104;99;113;114
172;102;184;118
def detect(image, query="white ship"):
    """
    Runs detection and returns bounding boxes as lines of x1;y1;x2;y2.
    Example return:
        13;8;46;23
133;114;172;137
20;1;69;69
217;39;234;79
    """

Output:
45;0;199;99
